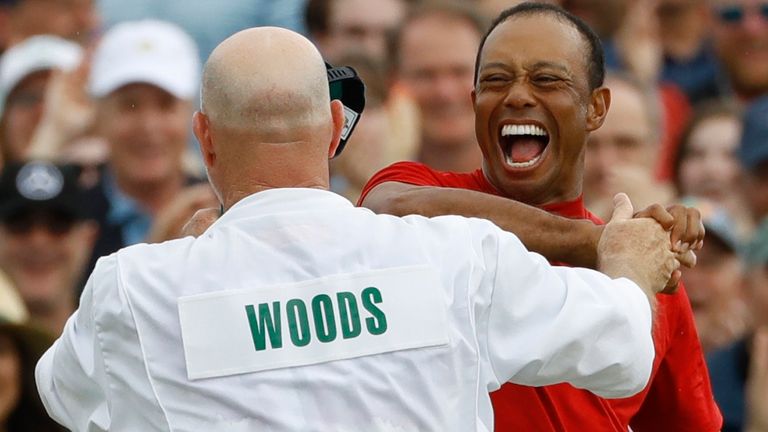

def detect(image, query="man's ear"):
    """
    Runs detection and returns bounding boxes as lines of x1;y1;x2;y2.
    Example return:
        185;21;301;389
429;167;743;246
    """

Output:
328;99;344;159
193;111;215;168
586;87;611;132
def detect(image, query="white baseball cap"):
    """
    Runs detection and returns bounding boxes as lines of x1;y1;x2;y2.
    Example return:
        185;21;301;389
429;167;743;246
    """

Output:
0;35;83;117
89;20;200;100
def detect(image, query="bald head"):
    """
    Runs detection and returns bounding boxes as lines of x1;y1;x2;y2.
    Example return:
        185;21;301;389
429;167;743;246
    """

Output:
201;27;331;140
194;27;345;208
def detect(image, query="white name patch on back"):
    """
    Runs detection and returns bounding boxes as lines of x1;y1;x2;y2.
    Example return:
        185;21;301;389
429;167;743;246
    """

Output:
178;266;449;380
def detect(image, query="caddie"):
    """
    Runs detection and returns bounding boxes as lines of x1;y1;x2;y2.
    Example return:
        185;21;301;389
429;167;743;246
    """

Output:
36;27;679;432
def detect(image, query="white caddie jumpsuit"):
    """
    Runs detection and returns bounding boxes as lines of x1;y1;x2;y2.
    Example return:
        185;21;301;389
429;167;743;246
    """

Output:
36;187;653;432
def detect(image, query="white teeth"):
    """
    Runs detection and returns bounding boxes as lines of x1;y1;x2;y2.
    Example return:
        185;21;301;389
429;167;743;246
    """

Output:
501;124;548;137
505;152;543;168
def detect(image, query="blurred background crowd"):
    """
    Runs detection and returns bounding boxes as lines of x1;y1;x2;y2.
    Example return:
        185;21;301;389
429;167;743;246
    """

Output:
0;0;766;431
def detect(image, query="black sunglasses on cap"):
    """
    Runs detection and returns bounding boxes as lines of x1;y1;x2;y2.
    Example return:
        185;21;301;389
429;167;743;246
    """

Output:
715;3;768;24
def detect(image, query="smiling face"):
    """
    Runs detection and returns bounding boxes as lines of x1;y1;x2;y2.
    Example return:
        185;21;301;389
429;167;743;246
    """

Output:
96;83;191;189
473;14;608;205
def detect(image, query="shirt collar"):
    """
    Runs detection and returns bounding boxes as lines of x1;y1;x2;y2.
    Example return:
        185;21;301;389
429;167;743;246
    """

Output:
212;188;353;228
474;169;591;220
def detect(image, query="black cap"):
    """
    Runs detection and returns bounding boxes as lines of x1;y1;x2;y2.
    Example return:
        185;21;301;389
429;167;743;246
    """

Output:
0;161;87;220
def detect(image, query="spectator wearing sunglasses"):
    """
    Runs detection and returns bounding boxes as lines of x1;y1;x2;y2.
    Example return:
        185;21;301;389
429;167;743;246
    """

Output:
711;0;768;100
0;161;97;336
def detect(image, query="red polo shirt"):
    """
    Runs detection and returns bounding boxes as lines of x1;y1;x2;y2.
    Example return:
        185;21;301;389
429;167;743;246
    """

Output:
359;161;722;432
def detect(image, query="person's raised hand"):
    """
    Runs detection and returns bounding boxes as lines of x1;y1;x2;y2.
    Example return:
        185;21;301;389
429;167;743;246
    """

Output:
597;193;680;300
181;207;221;238
146;184;219;243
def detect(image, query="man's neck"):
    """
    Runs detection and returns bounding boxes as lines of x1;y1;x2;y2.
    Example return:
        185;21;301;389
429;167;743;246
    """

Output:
115;172;185;215
418;138;482;173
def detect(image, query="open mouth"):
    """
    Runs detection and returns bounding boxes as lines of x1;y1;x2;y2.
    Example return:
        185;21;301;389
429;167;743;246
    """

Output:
500;124;549;169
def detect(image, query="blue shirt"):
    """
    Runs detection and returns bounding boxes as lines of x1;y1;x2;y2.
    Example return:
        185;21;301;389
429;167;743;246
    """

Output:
102;173;151;246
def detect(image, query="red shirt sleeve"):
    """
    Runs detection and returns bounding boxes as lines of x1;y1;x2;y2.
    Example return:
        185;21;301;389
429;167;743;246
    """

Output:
611;284;723;431
357;162;451;206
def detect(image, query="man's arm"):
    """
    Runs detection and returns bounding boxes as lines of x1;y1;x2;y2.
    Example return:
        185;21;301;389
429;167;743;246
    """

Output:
35;257;115;431
363;181;703;292
364;181;604;268
478;195;677;397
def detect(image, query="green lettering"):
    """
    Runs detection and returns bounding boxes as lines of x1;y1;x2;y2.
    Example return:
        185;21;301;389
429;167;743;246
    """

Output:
312;294;337;343
286;299;311;347
245;303;282;351
337;292;361;339
362;287;387;335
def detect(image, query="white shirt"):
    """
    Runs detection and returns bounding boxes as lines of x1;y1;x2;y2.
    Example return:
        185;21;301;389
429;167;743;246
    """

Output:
36;188;653;432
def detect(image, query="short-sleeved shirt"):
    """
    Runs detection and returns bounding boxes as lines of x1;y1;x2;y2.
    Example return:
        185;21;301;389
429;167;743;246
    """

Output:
37;188;655;431
359;161;723;432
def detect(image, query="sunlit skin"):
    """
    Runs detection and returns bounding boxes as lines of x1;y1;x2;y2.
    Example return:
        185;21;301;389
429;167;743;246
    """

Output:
679;115;742;202
711;0;768;98
0;334;20;428
95;84;191;198
472;14;609;205
1;71;49;162
398;14;480;152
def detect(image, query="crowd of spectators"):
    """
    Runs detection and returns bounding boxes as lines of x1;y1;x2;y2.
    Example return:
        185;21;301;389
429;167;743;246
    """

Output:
0;0;766;430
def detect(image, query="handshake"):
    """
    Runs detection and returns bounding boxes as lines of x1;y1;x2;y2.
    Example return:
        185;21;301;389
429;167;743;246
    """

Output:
597;193;704;301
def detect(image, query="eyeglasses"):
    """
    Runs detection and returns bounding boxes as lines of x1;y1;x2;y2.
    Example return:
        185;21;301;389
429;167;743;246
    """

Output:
2;209;76;236
715;3;768;25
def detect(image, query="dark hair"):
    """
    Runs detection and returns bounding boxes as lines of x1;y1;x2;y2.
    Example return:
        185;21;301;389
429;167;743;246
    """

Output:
672;100;742;195
388;0;489;73
1;328;65;432
474;2;605;90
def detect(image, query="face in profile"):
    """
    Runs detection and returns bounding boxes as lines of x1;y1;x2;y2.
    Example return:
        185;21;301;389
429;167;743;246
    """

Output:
472;13;606;205
96;83;191;188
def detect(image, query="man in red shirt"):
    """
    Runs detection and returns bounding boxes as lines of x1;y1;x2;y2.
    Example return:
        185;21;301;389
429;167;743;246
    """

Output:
359;3;721;431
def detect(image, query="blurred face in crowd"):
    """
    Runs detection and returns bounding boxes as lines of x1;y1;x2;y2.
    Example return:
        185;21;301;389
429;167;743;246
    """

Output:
681;236;743;328
745;262;768;327
744;161;768;220
0;209;96;313
319;0;405;62
561;0;629;38
0;334;20;426
477;0;562;20
678;114;742;202
657;0;710;57
473;14;608;205
0;71;49;162
3;0;99;46
96;84;191;188
711;0;768;98
584;78;657;202
398;13;479;150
